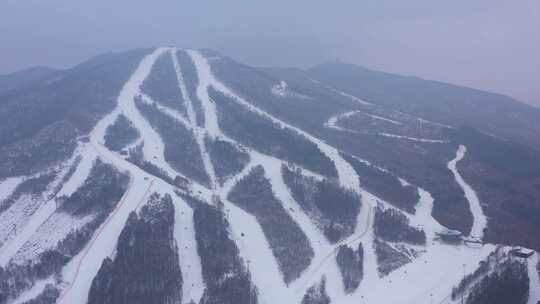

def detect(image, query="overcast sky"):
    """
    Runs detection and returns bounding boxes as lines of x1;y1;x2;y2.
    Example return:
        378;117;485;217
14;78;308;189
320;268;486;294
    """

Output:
1;0;539;106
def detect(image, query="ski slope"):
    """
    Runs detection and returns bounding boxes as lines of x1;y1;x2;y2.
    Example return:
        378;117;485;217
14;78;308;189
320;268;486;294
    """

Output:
4;47;536;304
57;48;167;304
448;145;487;239
0;177;23;202
378;133;448;143
173;196;205;304
325;110;447;143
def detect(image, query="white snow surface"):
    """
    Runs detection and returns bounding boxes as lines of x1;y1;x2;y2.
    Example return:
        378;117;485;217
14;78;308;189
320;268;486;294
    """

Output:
12;212;95;264
173;196;205;304
10;277;54;304
182;49;510;304
325;110;448;143
326;110;403;132
187;50;359;191
325;110;359;131
0;177;24;202
378;132;448;143
56;148;96;198
0;195;43;267
448;145;488;239
5;47;532;304
410;188;445;241
57;48;168;304
365;113;402;125
224;199;291;304
0;158;77;267
172;48;217;188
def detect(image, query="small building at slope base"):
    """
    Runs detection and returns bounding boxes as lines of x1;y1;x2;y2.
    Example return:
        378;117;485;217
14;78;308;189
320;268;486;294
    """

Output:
436;229;462;244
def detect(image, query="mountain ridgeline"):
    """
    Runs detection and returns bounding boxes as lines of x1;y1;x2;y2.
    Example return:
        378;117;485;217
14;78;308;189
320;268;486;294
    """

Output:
0;47;539;304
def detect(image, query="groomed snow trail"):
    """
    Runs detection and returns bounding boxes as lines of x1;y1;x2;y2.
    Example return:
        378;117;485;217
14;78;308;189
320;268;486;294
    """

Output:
172;196;205;304
1;46;518;304
55;147;97;198
187;50;359;192
356;244;494;304
11;277;54;304
184;51;500;304
448;145;487;239
57;48;167;304
409;188;446;242
92;49;180;180
325;110;447;143
224;200;292;304
315;79;455;129
186;49;473;303
0;177;24;202
378;133;448;143
171;49;217;189
187;49;365;302
527;252;540;304
261;158;335;291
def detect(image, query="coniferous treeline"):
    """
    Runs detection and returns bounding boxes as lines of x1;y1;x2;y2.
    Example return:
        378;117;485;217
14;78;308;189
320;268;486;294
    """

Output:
374;239;412;276
205;136;250;185
282;165;360;243
336;243;364;293
0;161;129;304
135;97;210;186
174;50;205;127
373;206;426;245
228;166;314;283
342;153;419;213
104;114;139;152
301;277;331;304
126;144;175;184
465;259;528;304
211;87;338;178
88;194;183;304
183;195;258;304
141;52;188;115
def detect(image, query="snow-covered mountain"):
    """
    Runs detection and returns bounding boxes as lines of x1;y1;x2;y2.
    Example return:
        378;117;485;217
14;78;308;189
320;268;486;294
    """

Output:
0;47;539;304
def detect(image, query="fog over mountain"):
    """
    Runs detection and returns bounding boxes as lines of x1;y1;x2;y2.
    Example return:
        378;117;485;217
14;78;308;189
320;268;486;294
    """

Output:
1;0;539;106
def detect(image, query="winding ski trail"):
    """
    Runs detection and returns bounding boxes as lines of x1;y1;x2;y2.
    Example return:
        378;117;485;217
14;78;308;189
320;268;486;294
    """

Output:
448;145;487;239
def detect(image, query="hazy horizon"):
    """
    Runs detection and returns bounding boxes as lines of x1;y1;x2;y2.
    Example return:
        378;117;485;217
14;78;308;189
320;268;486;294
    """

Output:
1;0;538;106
